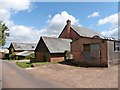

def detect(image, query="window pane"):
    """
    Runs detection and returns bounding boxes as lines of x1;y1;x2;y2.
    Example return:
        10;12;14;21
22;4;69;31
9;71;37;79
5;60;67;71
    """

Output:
84;44;90;51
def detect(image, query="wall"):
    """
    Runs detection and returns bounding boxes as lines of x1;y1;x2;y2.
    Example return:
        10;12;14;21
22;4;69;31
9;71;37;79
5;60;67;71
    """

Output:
107;40;120;66
35;38;49;52
35;52;51;62
59;26;80;40
50;53;65;62
35;37;51;62
71;37;108;66
69;28;80;40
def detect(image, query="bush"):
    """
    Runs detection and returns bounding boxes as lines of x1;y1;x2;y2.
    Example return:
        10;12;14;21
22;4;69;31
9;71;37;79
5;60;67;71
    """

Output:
25;53;35;60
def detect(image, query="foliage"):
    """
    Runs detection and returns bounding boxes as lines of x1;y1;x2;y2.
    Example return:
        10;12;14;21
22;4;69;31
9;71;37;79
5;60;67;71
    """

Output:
24;53;35;60
9;48;16;60
64;50;71;60
16;62;32;68
0;21;9;46
16;61;58;68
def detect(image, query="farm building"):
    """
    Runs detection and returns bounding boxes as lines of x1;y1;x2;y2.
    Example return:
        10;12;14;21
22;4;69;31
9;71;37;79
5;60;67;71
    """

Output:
8;42;36;60
34;37;72;62
59;20;120;67
59;20;104;40
34;20;120;67
71;37;120;67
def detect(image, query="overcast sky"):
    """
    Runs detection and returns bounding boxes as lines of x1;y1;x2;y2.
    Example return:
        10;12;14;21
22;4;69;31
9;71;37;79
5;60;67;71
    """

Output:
0;1;118;47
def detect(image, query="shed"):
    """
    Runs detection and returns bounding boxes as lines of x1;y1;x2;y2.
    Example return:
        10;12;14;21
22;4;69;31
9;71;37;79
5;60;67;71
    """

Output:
8;42;36;60
35;36;72;62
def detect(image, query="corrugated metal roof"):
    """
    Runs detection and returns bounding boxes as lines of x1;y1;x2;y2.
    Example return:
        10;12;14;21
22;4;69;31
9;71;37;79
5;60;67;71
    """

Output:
11;42;37;51
16;51;34;57
71;25;105;38
42;37;72;53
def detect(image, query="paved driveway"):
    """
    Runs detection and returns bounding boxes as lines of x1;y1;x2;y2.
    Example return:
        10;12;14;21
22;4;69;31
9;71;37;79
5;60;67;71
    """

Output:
2;60;69;88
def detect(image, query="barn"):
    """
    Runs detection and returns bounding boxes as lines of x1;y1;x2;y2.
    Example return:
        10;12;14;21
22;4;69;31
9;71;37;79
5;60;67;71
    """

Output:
34;20;120;67
8;42;36;60
34;36;71;62
59;20;120;67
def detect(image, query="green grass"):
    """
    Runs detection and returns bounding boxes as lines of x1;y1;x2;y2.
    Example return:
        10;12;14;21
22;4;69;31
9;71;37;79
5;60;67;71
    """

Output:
16;61;58;68
16;62;32;68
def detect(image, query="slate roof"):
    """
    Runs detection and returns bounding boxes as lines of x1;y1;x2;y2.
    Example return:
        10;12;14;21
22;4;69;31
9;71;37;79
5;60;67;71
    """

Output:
71;25;104;38
10;42;37;51
42;37;72;53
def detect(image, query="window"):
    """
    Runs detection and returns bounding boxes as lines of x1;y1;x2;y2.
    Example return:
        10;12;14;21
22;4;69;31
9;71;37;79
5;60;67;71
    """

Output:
83;44;90;51
114;41;120;52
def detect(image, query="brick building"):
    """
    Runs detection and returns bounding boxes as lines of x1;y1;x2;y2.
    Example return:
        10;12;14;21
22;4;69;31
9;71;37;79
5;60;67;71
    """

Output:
8;42;36;59
35;36;71;62
59;20;120;67
35;20;120;67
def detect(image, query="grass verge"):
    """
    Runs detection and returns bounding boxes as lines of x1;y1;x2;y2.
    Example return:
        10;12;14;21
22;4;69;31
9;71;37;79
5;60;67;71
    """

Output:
16;62;32;68
16;61;58;68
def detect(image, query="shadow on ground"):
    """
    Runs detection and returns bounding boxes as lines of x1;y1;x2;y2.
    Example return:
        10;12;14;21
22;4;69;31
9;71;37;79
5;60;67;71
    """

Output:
58;60;108;68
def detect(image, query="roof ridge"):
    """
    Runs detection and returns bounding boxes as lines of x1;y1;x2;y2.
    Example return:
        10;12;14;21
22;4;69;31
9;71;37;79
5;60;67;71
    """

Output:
41;36;71;40
12;42;36;44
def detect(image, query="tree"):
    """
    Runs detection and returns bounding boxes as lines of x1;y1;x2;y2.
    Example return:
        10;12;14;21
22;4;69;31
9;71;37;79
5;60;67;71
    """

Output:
9;48;16;60
0;21;9;46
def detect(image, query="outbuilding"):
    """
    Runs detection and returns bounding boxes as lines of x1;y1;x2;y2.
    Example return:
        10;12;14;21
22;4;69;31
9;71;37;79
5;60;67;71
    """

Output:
59;20;120;67
8;42;36;60
35;36;71;62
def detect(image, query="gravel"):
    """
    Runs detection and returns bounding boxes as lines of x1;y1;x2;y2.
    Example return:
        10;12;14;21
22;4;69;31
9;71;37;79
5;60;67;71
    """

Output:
26;63;118;88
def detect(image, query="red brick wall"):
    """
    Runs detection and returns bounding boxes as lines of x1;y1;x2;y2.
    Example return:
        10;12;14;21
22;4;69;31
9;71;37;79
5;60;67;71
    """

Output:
59;27;80;40
35;52;65;63
50;54;65;62
50;57;64;62
59;25;70;39
35;52;51;62
71;37;108;66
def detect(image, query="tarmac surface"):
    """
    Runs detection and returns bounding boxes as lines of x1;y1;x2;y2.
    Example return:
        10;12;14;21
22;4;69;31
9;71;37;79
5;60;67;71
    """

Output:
2;60;69;88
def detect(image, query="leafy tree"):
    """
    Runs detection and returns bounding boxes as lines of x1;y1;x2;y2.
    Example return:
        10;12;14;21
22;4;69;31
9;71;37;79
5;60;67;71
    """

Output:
0;21;9;46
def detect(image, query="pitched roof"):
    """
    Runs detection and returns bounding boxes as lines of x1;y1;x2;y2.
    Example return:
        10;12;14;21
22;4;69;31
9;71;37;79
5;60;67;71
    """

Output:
10;42;37;51
71;25;104;38
42;37;72;53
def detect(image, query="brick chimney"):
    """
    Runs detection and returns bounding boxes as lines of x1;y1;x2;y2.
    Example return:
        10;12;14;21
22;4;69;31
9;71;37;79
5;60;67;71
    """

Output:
66;19;71;38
